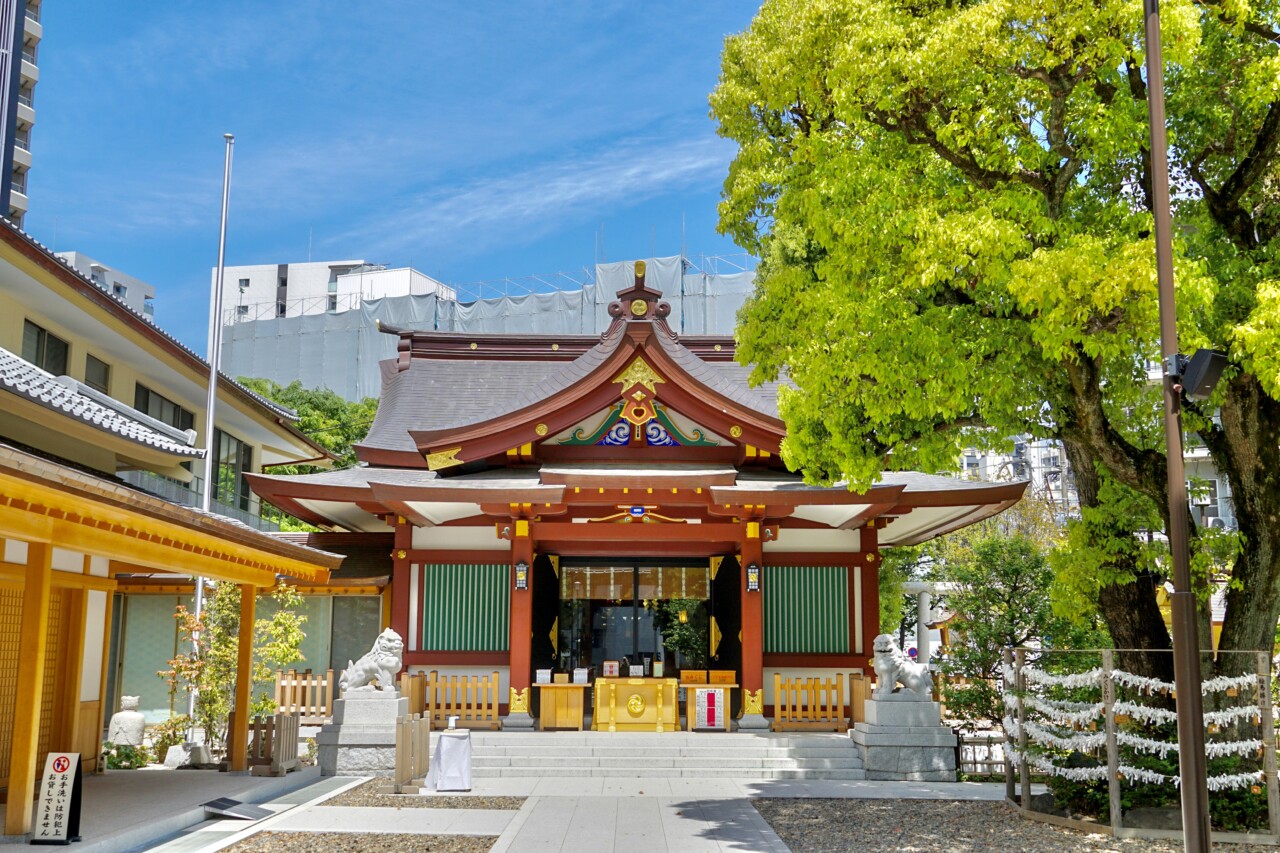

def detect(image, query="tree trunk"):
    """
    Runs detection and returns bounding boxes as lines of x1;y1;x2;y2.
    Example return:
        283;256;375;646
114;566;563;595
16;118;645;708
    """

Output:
1210;375;1280;672
1062;437;1175;681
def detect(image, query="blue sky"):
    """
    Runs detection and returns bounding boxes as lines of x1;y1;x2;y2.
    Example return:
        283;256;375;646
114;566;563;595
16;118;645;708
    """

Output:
25;1;757;350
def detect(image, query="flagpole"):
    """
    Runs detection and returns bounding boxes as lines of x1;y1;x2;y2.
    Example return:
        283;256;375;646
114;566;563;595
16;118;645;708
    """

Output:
189;133;235;736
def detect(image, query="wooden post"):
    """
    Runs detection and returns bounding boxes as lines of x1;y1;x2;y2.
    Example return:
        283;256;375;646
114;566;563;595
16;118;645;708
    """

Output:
227;583;256;772
1003;647;1015;802
1102;649;1123;831
741;532;764;700
391;518;412;649
1257;652;1280;835
507;532;534;696
5;542;53;836
1015;648;1030;814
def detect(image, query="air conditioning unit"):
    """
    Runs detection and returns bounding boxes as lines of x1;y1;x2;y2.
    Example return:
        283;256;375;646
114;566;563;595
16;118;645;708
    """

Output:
1207;517;1229;530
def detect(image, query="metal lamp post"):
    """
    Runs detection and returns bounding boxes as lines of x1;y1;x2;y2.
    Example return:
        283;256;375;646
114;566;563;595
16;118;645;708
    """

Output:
188;133;235;734
1142;3;1211;849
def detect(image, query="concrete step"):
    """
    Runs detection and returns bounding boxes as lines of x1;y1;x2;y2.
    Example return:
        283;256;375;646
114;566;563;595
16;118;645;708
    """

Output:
472;766;867;780
476;755;861;770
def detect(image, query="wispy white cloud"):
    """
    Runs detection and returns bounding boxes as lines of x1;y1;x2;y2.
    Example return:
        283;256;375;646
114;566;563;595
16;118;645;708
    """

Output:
327;132;734;260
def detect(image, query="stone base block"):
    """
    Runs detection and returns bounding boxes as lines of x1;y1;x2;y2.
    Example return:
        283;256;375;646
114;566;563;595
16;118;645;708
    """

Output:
850;720;957;782
163;743;212;768
502;714;535;730
737;713;770;731
863;696;943;728
317;693;409;777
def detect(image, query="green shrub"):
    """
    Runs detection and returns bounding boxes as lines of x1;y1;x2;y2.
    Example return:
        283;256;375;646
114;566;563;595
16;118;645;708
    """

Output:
101;742;151;769
148;715;190;759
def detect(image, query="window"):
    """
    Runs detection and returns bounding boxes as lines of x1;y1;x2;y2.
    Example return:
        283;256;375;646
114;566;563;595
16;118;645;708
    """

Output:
134;384;195;431
327;295;338;311
213;428;254;512
236;304;249;315
238;278;250;292
143;297;155;318
276;302;287;318
85;354;111;394
113;283;127;299
22;320;68;375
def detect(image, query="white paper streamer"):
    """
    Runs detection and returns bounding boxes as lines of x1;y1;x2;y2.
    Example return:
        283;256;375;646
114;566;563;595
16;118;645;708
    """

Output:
1023;695;1105;726
1007;749;1265;792
1024;720;1106;751
1021;667;1103;689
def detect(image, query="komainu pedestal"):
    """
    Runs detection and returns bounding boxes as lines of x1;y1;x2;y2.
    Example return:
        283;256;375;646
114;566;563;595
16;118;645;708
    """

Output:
849;634;957;782
317;628;407;776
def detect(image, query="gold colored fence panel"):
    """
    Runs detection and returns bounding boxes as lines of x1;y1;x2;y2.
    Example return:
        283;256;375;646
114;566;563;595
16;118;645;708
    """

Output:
772;673;848;732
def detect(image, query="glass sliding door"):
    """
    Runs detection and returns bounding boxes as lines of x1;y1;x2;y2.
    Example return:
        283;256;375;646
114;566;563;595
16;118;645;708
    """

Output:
556;560;710;677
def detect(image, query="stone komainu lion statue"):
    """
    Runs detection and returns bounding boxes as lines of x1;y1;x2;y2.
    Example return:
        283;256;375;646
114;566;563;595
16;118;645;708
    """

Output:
339;628;404;693
872;633;934;697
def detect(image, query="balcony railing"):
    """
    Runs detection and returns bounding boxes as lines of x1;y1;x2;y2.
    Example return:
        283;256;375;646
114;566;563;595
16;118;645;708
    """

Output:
119;469;280;532
22;49;35;64
17;93;33;108
25;5;39;22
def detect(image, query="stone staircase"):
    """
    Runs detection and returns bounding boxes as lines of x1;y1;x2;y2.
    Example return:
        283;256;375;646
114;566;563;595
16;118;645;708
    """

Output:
430;730;866;780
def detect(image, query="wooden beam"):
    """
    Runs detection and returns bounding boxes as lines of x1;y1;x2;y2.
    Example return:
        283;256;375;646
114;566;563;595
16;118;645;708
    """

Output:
5;542;52;836
530;522;743;542
227;583;256;773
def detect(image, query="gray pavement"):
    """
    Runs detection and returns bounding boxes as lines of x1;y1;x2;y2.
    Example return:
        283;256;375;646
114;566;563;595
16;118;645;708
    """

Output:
143;774;1015;853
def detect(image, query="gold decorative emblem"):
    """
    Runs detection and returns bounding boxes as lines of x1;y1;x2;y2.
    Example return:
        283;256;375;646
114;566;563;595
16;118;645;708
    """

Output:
509;687;530;715
395;550;407;560
613;357;664;394
425;446;464;470
627;693;646;716
551;343;560;351
534;423;548;436
743;689;764;716
729;425;743;438
630;298;648;317
469;342;478;350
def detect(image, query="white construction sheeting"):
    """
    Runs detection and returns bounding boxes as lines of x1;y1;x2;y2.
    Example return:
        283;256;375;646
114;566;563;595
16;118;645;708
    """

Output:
220;257;755;401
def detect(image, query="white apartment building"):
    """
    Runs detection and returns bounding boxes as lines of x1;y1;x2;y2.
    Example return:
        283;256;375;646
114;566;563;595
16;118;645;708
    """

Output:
220;259;456;324
55;250;157;319
7;0;38;226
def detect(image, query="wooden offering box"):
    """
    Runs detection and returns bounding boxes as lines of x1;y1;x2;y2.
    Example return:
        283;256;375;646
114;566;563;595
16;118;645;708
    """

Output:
536;683;589;731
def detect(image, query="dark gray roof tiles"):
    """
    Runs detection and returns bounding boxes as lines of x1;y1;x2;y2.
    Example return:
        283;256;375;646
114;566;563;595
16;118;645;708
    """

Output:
0;346;205;457
655;333;781;419
363;323;784;448
361;358;569;451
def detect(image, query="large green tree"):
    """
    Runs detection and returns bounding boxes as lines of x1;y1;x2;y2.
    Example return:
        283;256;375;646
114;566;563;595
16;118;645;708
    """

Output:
712;0;1279;665
238;378;377;472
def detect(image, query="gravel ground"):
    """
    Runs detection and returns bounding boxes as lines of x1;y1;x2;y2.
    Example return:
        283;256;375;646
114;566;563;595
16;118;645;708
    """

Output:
222;832;495;852
319;779;525;810
752;799;1274;852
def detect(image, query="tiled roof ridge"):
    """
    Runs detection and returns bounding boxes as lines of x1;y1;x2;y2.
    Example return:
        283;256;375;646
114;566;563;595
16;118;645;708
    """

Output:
0;217;299;422
0;346;205;457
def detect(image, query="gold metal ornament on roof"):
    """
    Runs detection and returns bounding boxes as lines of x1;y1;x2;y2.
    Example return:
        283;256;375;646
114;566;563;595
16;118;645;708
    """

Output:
613;357;664;394
534;423;548;436
730;425;743;438
630;298;648;317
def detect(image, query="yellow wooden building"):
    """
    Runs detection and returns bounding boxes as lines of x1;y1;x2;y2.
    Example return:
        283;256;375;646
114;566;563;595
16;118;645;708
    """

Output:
0;221;342;837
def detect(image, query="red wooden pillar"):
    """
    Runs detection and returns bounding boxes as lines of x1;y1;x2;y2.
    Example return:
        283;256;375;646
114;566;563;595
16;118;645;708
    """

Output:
740;521;764;697
861;520;881;656
508;519;534;693
391;516;412;650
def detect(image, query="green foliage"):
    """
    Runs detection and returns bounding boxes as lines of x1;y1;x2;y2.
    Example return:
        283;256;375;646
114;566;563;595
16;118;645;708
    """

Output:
147;715;190;759
236;378;377;472
712;0;1280;653
656;599;709;668
101;742;151;769
876;546;916;634
158;582;307;750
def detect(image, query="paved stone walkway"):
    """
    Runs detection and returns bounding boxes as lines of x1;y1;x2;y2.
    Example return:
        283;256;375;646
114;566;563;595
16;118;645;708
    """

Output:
141;776;1014;853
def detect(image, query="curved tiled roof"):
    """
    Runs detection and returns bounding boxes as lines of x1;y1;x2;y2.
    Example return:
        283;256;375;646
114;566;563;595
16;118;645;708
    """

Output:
0;346;204;457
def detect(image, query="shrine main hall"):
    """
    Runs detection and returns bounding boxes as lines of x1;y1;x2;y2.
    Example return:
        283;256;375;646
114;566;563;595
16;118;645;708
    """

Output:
249;262;1023;726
